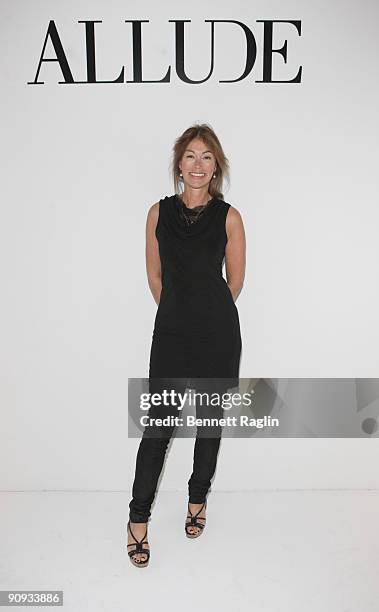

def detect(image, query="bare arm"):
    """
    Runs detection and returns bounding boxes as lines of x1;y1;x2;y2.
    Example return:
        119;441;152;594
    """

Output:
145;202;162;305
225;206;246;302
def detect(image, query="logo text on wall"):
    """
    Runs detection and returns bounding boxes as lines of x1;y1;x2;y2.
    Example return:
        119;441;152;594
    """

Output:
28;20;302;85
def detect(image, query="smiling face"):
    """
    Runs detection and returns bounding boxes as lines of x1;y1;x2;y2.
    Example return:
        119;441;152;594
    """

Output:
178;138;217;191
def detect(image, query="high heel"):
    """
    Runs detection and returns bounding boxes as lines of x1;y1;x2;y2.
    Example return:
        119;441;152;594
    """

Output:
185;501;207;538
127;520;150;568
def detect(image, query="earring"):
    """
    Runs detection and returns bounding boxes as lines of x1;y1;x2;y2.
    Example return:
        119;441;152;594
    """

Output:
179;172;183;178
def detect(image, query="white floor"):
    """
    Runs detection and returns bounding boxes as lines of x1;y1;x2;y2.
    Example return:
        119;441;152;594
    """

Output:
1;490;379;611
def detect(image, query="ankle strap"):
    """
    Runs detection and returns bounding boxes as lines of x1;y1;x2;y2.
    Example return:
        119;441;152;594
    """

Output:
187;501;206;518
128;520;147;545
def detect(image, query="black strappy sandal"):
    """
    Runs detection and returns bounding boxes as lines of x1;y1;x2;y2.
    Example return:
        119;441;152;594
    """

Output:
127;520;150;568
185;501;207;538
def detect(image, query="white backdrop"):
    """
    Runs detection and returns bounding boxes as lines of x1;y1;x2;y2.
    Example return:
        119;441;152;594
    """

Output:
1;0;378;491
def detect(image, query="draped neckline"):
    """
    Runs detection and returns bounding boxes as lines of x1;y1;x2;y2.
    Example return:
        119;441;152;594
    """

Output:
174;194;218;228
161;194;225;241
175;193;216;210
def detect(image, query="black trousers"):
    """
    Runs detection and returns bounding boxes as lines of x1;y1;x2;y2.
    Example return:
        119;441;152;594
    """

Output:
128;377;223;523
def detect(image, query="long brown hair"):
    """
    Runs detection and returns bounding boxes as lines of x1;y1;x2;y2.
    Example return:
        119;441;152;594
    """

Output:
171;123;230;201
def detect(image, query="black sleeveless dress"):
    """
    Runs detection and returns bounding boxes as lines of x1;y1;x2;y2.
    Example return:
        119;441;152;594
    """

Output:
149;194;242;391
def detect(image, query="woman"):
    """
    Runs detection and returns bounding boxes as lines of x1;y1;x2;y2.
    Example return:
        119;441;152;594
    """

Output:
127;124;246;567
